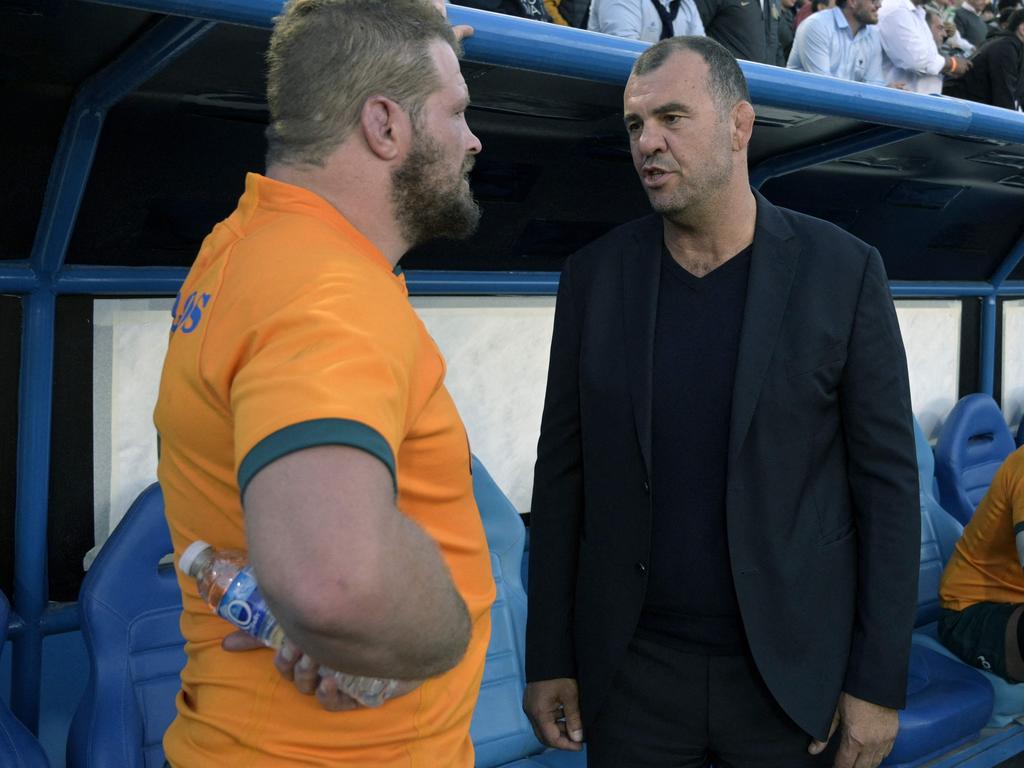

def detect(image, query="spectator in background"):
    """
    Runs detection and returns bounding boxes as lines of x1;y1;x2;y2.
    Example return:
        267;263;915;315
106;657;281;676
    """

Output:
879;0;971;91
795;0;835;30
956;0;994;42
588;0;705;42
787;0;888;84
695;0;782;63
944;8;1024;106
778;0;799;61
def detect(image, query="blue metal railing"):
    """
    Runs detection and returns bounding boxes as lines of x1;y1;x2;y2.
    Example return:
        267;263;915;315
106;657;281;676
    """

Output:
6;0;1024;732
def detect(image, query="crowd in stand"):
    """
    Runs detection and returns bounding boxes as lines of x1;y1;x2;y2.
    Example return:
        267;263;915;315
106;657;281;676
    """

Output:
453;0;1024;109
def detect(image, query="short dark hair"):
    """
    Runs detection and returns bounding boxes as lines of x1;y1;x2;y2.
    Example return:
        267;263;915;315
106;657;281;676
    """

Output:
1007;7;1024;29
631;36;750;116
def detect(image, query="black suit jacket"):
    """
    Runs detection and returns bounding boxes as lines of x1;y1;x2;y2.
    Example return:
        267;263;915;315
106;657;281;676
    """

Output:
525;192;920;741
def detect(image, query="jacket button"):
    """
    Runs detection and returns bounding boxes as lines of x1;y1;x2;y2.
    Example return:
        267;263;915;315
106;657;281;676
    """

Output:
642;480;650;494
636;561;647;574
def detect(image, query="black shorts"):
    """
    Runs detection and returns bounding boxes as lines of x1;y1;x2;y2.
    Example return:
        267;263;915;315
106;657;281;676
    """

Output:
939;603;1024;682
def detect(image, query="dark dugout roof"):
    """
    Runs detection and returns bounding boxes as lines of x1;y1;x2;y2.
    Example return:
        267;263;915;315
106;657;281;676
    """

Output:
3;0;1024;280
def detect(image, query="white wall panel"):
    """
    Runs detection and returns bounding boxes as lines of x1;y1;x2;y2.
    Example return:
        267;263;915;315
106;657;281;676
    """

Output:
894;300;961;441
90;298;173;566
1003;299;1024;429
93;296;963;557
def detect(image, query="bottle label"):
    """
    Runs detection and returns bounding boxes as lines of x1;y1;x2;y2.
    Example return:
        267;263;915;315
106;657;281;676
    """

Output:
217;566;283;647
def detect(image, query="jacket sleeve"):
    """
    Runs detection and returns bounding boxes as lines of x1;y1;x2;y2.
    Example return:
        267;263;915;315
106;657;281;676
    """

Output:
987;41;1019;109
839;249;921;709
525;257;586;682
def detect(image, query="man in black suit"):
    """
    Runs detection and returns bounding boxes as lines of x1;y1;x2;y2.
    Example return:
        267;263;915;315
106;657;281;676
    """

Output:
522;36;920;768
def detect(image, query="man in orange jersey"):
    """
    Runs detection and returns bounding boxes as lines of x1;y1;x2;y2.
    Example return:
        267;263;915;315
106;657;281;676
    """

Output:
940;446;1024;682
154;1;495;765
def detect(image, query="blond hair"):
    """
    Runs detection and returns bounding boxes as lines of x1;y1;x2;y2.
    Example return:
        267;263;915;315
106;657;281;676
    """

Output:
266;0;458;167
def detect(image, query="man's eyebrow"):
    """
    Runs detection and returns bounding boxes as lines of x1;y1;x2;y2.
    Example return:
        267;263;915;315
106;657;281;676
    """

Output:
652;101;692;116
623;102;693;124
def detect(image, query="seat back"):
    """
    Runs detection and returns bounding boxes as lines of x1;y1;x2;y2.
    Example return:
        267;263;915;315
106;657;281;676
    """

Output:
469;457;545;767
914;417;965;628
934;394;1015;524
0;592;51;768
913;417;936;500
67;483;184;768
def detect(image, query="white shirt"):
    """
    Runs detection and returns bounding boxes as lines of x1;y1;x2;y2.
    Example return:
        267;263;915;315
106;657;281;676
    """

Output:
877;0;946;93
787;7;886;85
588;0;706;43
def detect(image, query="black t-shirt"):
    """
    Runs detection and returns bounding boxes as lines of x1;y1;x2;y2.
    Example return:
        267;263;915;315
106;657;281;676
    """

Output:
638;243;752;655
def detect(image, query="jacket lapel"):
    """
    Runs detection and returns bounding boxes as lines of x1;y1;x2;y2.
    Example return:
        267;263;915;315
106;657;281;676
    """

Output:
728;192;799;468
621;216;662;482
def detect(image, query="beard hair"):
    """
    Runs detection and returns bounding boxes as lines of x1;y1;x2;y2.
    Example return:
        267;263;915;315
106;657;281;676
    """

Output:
391;131;480;248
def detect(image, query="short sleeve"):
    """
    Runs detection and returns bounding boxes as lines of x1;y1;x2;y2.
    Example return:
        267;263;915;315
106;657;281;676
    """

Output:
223;253;417;496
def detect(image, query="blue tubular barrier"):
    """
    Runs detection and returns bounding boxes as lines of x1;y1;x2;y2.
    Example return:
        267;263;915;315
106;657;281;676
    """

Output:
77;0;1024;141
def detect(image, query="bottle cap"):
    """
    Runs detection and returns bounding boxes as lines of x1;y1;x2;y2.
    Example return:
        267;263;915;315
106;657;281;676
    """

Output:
179;540;212;577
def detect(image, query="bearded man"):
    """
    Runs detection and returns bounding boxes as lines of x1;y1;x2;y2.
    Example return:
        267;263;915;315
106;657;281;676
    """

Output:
155;1;495;765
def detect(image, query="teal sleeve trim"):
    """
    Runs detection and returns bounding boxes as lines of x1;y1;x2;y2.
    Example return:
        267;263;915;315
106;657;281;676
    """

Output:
1014;521;1024;536
238;418;396;496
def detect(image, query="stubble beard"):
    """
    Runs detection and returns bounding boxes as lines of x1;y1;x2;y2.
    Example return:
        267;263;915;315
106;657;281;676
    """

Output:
647;139;733;227
391;131;481;248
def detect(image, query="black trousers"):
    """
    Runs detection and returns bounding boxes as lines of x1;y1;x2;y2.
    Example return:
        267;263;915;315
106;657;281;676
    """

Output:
586;634;839;768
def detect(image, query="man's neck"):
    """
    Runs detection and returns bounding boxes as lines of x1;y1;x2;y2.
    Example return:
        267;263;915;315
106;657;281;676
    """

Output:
662;184;757;277
266;159;409;268
961;2;979;15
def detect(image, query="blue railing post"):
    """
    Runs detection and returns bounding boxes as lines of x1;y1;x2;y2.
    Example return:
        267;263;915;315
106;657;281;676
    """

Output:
10;288;56;733
980;233;1024;400
9;14;215;732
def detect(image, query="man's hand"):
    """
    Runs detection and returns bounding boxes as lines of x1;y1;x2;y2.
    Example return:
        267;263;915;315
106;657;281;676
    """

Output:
523;678;584;752
222;631;421;711
808;692;899;768
429;0;475;40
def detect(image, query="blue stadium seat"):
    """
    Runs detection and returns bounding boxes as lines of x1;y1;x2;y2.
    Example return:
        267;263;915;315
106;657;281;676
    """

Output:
67;465;586;768
882;422;994;767
934;394;1015;524
912;418;938;502
0;592;51;768
1016;419;1024;449
470;457;586;768
67;483;184;768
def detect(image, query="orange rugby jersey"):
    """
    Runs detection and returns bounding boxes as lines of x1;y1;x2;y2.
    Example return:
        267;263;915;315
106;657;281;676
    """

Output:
941;446;1024;611
154;173;494;768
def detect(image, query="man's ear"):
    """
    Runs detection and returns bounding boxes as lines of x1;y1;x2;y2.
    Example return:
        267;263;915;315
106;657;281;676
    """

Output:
360;96;410;161
731;101;756;152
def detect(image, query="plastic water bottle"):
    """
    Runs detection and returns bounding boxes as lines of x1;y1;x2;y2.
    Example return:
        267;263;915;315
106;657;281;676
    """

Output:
179;540;398;707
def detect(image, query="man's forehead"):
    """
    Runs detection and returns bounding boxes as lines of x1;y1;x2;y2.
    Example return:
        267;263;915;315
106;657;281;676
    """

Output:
429;39;470;98
625;51;709;107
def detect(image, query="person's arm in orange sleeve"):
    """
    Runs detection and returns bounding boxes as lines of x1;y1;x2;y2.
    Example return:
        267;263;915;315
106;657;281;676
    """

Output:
1008;451;1024;570
243;445;471;682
